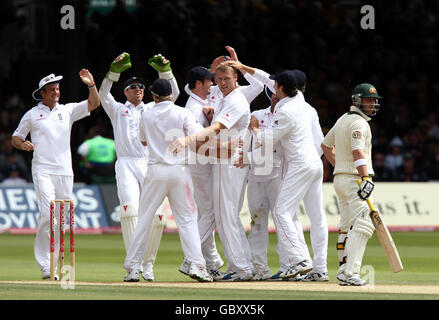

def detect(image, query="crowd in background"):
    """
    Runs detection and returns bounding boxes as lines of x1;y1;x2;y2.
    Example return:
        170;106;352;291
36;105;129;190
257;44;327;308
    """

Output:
1;0;439;184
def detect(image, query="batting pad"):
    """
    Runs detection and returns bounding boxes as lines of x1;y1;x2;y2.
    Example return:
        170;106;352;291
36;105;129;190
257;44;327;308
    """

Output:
119;204;138;252
142;211;166;267
344;230;369;276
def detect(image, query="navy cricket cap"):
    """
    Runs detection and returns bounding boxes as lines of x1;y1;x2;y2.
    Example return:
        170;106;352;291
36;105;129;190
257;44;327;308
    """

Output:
187;66;215;84
149;78;172;97
269;70;297;89
123;76;145;88
292;70;307;88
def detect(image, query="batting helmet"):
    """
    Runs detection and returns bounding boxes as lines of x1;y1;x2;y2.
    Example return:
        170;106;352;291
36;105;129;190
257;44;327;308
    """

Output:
352;83;382;116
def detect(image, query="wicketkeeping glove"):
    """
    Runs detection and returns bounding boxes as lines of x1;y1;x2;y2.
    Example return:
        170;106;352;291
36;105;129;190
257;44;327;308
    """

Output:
357;176;374;200
148;54;173;80
106;52;131;82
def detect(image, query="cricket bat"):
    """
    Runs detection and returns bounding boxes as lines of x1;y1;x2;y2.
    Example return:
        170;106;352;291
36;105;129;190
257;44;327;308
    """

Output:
357;180;403;273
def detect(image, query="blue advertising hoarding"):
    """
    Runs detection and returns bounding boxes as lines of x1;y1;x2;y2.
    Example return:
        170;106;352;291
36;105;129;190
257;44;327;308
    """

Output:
0;185;110;233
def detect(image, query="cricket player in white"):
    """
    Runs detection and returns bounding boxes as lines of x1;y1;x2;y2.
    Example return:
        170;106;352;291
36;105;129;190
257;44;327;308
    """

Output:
179;47;263;280
245;89;311;281
124;79;213;282
229;61;329;281
12;70;100;279
170;62;255;281
322;83;381;286
99;53;179;281
183;66;226;280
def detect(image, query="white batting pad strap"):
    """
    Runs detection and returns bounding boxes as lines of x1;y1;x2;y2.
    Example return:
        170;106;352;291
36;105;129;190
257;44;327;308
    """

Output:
120;204;138;218
153;212;167;227
354;158;367;168
107;71;120;82
158;71;173;80
352;215;375;239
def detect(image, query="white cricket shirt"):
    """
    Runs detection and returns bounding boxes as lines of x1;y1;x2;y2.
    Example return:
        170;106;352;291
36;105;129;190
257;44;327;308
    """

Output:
185;91;210;128
139;101;203;165
256;94;320;168
13;101;90;176
212;88;250;141
248;106;282;182
99;78;152;159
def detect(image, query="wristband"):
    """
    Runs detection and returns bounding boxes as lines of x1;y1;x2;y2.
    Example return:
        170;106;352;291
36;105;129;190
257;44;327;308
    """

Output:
158;71;174;80
354;158;367;168
88;83;95;89
107;71;120;82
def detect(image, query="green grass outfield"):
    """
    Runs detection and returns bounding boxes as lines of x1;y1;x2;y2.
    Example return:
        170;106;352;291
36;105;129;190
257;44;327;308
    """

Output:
0;231;438;300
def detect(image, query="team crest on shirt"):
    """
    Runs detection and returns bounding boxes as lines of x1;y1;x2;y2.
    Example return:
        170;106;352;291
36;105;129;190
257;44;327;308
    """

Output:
352;131;362;139
58;113;63;122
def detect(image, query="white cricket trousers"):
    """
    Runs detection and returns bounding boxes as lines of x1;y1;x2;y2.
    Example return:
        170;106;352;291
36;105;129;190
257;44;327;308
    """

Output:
124;164;206;271
115;158;148;210
273;161;328;272
212;164;253;274
247;175;311;273
333;174;372;232
32;173;73;272
190;165;223;270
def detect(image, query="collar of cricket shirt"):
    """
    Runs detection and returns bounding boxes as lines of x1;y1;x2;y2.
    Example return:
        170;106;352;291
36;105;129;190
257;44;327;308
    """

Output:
350;105;371;121
124;100;144;111
189;90;209;106
38;101;59;112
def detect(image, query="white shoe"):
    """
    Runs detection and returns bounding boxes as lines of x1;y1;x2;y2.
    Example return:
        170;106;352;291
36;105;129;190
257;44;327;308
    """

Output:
302;271;329;282
141;263;154;281
42;270;58;280
141;270;154;282
337;273;366;286
188;263;213;282
179;259;191;275
251;270;272;281
124;270;140;282
209;268;227;281
219;271;253;282
280;260;313;279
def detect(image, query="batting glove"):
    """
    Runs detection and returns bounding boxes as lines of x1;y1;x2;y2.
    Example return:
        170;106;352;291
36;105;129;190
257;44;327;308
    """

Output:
148;54;173;80
357;176;374;200
106;52;132;82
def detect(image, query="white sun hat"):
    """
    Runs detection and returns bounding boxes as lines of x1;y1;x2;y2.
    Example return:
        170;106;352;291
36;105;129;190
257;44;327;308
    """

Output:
32;73;63;100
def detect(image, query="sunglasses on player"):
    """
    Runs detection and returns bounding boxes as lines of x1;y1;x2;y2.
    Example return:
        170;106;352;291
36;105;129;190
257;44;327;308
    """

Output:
125;83;145;90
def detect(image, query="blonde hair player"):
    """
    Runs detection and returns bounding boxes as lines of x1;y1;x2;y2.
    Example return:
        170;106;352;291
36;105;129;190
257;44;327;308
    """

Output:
321;83;382;286
12;69;100;280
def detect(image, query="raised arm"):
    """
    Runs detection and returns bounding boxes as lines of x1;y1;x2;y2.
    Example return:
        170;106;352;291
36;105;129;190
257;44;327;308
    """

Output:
99;52;132;115
79;69;100;111
148;54;180;102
